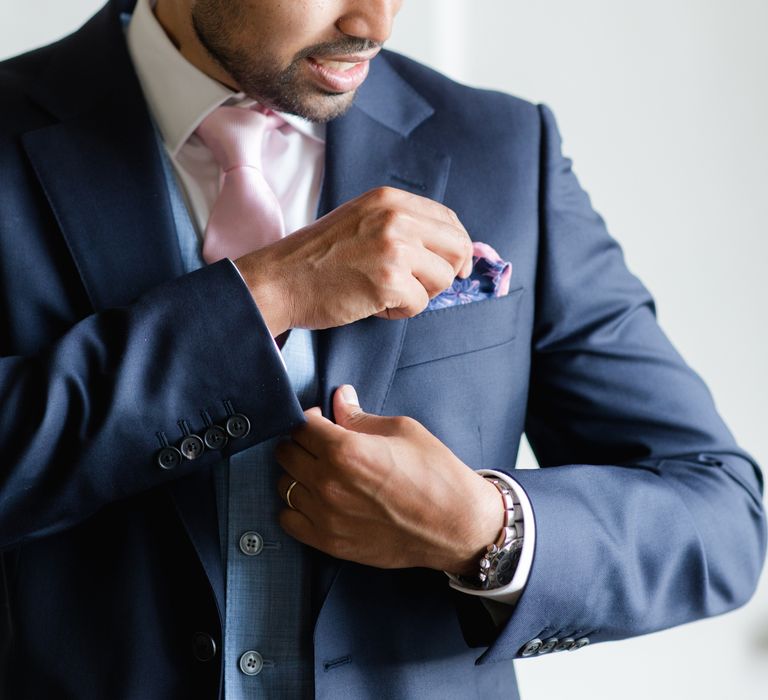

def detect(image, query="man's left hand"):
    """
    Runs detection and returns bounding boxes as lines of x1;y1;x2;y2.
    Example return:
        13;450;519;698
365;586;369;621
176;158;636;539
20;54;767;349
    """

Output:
275;385;503;576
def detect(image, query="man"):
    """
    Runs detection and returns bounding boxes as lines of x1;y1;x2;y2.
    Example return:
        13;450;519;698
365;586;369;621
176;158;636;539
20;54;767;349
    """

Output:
0;0;764;698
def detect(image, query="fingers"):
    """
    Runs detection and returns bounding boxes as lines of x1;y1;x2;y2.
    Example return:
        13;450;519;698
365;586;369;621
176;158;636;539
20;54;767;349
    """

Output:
277;472;312;515
367;187;474;280
412;212;473;280
289;408;342;457
278;507;317;549
274;438;317;483
409;245;459;299
375;244;455;318
332;385;396;436
376;187;462;232
383;273;431;319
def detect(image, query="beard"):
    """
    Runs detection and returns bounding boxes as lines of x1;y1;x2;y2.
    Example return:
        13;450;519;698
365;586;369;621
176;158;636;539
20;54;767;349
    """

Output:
191;3;379;123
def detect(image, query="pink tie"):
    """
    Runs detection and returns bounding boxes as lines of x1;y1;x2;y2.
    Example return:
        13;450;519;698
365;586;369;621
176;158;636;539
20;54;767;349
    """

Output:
196;106;288;264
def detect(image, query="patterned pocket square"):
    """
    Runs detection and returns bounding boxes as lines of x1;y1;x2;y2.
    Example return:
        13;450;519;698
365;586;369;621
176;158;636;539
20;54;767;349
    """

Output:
426;242;512;311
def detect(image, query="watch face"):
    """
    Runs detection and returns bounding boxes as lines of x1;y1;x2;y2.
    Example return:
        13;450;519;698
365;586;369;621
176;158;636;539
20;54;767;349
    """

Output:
494;548;522;587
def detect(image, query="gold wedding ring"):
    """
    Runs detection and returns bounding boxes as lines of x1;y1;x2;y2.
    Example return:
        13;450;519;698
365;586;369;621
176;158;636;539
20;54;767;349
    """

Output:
285;480;298;510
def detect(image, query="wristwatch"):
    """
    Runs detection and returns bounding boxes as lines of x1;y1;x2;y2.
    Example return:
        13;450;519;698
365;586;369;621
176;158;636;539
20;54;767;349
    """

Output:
461;477;524;590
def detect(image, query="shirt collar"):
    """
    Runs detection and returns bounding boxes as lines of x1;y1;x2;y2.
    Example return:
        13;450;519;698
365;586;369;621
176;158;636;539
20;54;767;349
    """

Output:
126;0;325;156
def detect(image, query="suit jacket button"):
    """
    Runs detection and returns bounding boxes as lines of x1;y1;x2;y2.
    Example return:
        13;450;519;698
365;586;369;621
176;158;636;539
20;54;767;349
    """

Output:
239;650;264;676
204;425;228;450
554;637;575;652
571;637;590;651
538;637;559;654
156;446;182;470
180;435;205;460
226;414;251;439
520;638;542;657
239;531;264;556
192;632;217;662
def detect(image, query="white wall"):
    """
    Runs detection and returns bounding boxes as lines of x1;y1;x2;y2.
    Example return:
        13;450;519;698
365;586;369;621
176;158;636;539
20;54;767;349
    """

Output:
2;2;767;699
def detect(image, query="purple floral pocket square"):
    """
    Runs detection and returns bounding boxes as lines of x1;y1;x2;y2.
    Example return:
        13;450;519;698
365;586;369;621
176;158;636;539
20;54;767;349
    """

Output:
426;242;512;311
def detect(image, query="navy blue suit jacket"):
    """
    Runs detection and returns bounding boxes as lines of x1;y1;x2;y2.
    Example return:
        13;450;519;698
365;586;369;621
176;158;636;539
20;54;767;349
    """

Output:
0;1;765;698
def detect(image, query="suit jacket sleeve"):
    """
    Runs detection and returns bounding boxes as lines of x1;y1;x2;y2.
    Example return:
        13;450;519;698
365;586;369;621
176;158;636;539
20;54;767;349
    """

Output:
475;103;766;664
0;259;305;551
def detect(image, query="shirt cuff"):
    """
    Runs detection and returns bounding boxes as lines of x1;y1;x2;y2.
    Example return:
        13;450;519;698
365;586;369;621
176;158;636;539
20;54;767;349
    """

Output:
226;257;287;369
446;469;536;604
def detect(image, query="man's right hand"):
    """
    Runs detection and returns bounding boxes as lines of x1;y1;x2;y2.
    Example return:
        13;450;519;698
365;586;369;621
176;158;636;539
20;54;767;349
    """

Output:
234;187;474;337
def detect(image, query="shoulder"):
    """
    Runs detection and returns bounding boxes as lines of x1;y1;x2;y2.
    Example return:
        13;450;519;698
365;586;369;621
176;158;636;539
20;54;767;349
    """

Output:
0;2;115;135
0;42;62;134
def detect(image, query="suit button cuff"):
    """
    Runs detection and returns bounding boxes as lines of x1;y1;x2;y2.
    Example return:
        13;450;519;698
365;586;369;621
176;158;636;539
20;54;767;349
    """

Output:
156;446;182;470
520;638;542;657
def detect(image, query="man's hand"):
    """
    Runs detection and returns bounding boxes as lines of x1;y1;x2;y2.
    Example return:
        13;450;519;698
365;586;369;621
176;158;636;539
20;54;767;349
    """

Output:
275;385;503;575
234;187;474;337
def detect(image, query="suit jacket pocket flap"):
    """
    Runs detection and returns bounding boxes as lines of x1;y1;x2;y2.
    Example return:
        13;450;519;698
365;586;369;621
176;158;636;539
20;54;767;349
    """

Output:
397;285;524;369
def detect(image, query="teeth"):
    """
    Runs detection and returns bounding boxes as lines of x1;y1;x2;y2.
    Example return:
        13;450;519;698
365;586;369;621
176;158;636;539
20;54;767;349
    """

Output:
314;59;357;72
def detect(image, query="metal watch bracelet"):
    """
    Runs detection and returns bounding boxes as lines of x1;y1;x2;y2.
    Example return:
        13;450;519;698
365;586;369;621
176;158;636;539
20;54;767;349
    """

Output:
459;477;524;590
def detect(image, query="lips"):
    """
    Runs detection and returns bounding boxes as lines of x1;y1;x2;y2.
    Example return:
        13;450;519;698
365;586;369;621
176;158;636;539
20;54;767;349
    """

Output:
305;49;380;93
312;58;364;71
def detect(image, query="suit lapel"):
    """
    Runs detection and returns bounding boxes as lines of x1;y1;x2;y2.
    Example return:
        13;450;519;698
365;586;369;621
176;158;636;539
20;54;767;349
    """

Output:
22;111;184;310
20;0;184;310
316;54;452;419
311;55;452;620
20;0;225;616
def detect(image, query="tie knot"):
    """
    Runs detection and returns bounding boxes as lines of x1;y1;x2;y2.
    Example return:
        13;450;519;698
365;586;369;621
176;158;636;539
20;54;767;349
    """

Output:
195;105;287;172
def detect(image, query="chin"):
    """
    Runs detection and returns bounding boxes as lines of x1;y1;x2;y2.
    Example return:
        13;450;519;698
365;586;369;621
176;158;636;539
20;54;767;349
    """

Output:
301;91;358;123
259;90;355;123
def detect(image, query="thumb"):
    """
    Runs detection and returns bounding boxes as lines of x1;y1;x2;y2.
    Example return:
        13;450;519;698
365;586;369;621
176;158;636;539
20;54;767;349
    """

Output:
333;385;390;435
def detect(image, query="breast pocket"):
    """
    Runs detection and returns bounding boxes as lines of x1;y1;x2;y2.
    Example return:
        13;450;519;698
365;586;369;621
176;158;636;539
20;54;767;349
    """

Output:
397;285;525;369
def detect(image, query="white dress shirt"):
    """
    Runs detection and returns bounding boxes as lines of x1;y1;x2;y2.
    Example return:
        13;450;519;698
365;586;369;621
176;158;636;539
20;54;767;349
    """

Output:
125;0;533;605
127;0;325;239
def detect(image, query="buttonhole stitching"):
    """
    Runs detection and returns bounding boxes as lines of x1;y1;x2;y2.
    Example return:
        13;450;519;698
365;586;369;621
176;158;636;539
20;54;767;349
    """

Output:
323;655;352;672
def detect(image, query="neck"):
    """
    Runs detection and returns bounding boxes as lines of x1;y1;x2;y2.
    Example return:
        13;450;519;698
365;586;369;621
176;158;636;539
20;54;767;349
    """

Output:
153;0;240;91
